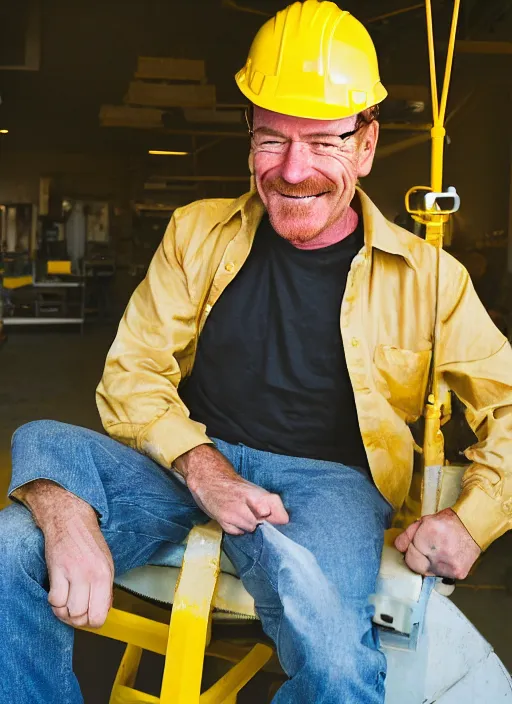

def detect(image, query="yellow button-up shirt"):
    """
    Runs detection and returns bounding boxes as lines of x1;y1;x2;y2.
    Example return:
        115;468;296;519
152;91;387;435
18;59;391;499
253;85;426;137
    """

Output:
97;188;512;551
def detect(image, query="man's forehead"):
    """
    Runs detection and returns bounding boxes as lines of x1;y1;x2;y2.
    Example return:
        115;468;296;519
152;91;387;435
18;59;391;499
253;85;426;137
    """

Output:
252;105;357;135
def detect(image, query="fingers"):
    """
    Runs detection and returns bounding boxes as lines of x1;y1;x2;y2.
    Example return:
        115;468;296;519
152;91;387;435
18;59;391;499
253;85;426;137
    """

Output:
229;504;261;533
394;521;421;553
403;541;431;575
47;553;113;629
48;568;69;609
88;577;113;629
427;558;457;580
222;523;245;536
266;494;289;525
51;605;73;623
48;568;88;626
247;492;289;525
67;578;91;620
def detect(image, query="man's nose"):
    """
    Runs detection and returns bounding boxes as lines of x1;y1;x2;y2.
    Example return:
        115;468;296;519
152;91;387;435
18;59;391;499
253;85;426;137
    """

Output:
279;141;314;185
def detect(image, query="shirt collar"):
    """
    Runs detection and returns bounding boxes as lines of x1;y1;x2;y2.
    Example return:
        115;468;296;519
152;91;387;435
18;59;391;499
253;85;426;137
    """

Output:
218;191;264;227
356;187;415;269
223;187;416;269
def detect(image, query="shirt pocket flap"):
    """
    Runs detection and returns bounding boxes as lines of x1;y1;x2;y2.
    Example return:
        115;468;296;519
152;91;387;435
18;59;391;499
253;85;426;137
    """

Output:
374;345;432;421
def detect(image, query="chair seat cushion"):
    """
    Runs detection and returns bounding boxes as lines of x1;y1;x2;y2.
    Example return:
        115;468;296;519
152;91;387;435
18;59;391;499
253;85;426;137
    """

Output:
148;541;238;576
115;563;257;618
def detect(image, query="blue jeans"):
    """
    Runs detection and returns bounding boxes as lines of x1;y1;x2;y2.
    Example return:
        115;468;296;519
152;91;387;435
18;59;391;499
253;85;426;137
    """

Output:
0;421;392;704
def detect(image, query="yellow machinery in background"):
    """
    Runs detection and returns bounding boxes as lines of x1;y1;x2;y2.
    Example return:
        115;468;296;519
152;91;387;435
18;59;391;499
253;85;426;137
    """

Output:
78;2;512;702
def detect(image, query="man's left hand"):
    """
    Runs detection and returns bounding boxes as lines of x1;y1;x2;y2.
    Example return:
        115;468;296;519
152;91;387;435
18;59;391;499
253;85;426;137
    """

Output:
394;508;481;580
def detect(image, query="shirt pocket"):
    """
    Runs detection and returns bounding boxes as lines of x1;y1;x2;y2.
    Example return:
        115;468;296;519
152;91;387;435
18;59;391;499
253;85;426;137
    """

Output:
373;345;432;422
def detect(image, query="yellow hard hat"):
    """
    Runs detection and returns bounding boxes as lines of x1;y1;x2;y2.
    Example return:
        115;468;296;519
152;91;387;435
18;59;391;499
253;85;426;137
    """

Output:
235;0;387;121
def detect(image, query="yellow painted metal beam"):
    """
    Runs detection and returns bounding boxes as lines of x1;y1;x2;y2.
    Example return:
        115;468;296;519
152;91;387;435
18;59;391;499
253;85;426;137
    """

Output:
110;644;143;701
114;685;160;703
81;608;169;656
160;522;223;703
200;644;274;704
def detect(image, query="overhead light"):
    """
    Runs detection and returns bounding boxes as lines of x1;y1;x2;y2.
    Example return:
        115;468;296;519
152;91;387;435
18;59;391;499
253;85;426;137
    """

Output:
0;129;8;134
148;150;188;156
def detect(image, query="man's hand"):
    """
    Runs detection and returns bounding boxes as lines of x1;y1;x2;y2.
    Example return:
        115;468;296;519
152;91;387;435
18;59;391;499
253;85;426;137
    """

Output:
16;480;114;628
394;507;481;579
175;444;289;535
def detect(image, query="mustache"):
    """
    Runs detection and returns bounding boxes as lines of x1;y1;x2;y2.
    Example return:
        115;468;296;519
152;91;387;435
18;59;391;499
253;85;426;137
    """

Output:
264;176;335;198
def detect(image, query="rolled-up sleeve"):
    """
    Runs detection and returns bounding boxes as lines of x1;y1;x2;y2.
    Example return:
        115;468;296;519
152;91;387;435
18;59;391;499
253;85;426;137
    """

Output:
96;212;212;468
438;261;512;550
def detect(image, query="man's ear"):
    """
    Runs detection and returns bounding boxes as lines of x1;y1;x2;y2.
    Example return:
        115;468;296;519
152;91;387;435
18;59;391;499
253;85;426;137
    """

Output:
357;120;379;178
248;150;256;192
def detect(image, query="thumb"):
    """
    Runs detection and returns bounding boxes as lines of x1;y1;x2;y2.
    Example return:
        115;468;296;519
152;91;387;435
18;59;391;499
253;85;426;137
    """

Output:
394;521;421;553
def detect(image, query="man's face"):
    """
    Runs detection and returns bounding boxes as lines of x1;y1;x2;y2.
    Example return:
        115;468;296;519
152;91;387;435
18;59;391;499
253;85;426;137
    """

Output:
252;107;379;244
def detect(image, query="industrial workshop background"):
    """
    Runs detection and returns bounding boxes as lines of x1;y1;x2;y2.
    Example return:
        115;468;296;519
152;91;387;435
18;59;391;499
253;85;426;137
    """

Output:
0;2;511;703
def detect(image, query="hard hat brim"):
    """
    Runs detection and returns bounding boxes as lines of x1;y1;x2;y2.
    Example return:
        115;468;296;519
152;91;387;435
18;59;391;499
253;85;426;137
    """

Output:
236;70;388;121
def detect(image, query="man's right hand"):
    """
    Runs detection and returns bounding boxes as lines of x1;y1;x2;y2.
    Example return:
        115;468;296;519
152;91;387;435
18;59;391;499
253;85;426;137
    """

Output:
174;444;289;535
14;480;114;629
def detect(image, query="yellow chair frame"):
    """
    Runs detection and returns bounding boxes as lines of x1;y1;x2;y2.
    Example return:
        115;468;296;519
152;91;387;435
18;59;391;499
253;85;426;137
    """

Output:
81;522;274;703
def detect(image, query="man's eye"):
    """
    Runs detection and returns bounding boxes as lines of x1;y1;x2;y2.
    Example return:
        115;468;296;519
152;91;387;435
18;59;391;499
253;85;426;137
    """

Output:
262;140;282;146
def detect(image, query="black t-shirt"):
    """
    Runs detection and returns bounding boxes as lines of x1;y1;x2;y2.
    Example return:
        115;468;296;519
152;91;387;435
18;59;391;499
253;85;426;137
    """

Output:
179;214;369;469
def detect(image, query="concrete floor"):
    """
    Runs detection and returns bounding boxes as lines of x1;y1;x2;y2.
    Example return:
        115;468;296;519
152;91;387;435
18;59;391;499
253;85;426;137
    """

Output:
1;327;511;701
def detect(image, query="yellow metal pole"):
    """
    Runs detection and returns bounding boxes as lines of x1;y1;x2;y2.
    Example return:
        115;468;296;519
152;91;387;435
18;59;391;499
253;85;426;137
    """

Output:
426;0;461;200
425;0;439;119
421;0;461;514
439;0;462;126
425;0;443;195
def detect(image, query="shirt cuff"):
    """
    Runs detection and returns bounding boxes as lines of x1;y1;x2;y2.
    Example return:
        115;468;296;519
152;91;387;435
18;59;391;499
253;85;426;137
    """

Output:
452;484;511;551
138;410;213;468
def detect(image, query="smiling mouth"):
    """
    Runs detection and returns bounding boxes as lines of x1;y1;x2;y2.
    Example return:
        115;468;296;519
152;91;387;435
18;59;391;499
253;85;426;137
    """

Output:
278;192;328;200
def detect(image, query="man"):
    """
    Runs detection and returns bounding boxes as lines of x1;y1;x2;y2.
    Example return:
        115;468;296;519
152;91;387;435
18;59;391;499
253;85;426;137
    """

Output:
1;2;511;702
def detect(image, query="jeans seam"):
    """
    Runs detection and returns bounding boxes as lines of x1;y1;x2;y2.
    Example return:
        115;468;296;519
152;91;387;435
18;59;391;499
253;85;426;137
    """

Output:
273;606;290;677
240;442;247;480
236;532;278;592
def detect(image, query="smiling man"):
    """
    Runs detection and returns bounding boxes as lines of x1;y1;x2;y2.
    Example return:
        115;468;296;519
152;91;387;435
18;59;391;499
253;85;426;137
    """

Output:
1;2;512;703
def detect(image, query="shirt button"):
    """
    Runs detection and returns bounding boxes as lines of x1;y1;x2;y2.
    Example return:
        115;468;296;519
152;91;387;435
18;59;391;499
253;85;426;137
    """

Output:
502;498;512;515
225;262;235;273
351;337;360;347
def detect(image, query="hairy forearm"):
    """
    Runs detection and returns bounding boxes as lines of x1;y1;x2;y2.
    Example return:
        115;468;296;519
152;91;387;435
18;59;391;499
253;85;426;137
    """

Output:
12;480;96;530
173;443;240;491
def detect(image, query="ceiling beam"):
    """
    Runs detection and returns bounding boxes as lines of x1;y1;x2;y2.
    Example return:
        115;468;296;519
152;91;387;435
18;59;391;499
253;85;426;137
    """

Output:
455;40;512;54
125;81;216;109
135;57;206;82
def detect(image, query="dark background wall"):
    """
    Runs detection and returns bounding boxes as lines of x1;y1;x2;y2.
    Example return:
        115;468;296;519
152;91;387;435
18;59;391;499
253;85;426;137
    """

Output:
0;0;511;260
